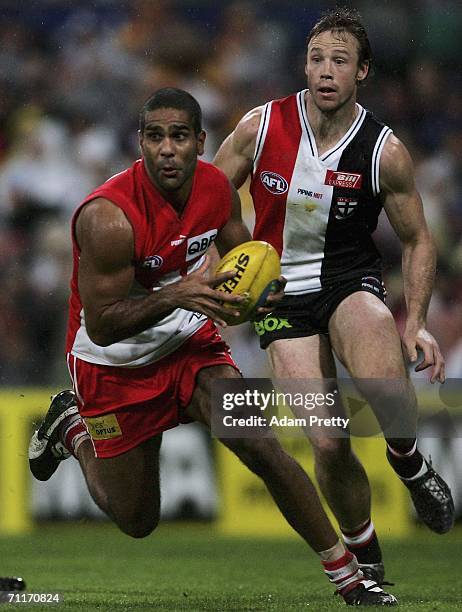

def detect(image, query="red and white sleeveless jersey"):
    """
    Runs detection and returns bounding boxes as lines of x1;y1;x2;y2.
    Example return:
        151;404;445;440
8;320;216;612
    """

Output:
66;159;232;367
250;90;392;295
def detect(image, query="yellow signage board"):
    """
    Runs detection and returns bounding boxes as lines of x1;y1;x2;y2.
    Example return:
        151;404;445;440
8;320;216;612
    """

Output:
217;435;411;538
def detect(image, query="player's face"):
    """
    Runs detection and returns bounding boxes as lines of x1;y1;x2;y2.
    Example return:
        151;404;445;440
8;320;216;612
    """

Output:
305;30;368;113
139;108;205;196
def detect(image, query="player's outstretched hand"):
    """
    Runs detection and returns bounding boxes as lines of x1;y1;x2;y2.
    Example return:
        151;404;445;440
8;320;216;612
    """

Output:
403;326;445;384
175;256;245;327
256;276;286;316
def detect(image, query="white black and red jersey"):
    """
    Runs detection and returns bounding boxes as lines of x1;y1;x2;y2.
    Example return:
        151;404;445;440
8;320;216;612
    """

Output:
250;90;392;295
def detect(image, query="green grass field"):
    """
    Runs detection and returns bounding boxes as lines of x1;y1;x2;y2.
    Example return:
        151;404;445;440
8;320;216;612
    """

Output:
0;523;460;611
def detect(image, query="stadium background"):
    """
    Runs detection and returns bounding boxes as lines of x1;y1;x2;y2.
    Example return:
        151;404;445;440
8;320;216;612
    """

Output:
0;0;461;603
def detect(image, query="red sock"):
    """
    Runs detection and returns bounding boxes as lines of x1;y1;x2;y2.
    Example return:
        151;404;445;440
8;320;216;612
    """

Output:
59;414;89;457
322;550;363;596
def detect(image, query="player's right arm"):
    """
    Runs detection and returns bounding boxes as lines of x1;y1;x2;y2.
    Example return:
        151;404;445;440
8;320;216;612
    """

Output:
213;106;262;188
214;107;286;312
76;198;244;345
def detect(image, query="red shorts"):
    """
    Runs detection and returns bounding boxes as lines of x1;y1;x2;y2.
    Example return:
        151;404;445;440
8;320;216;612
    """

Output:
67;321;237;458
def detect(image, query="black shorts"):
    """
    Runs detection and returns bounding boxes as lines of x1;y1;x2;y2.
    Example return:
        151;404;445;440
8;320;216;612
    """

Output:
254;274;387;349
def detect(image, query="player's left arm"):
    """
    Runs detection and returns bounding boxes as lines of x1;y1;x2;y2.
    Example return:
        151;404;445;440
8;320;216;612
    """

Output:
214;182;285;311
380;134;445;383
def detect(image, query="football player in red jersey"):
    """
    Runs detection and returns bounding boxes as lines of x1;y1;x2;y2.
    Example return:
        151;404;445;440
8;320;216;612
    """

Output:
214;6;454;590
29;87;395;606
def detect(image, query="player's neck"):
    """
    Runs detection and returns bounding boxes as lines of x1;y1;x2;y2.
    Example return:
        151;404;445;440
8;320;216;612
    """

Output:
145;164;191;215
305;93;358;156
161;190;189;215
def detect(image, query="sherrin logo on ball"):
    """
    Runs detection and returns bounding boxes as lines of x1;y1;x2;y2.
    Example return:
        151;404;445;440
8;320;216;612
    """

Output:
215;241;281;325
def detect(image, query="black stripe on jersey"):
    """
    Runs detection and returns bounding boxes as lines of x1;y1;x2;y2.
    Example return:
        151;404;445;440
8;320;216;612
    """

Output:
371;127;392;196
297;91;316;157
253;103;270;165
319;111;389;286
321;107;366;162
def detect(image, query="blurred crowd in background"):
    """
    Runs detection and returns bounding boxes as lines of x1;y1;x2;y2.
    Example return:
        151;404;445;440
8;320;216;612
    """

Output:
1;0;462;386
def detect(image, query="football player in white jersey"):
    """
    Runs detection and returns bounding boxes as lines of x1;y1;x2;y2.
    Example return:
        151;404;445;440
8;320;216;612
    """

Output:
214;6;454;586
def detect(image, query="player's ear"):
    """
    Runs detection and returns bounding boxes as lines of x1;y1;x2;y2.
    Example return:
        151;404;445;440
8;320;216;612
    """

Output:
138;129;144;150
356;61;369;84
197;130;206;156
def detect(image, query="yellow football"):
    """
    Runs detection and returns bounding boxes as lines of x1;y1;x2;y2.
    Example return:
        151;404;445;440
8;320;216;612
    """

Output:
215;240;281;325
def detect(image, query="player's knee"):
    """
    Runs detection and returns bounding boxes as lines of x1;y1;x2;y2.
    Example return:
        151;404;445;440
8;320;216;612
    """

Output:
312;438;352;466
356;378;414;416
116;509;160;539
120;515;159;539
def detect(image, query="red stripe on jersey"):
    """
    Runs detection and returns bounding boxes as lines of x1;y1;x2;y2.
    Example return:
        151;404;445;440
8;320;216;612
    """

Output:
250;94;302;256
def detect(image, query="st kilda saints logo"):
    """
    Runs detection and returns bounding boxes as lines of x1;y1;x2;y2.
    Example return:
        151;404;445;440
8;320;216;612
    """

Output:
334;197;358;219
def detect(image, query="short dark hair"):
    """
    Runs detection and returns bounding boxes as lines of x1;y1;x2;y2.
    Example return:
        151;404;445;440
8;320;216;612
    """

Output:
306;7;372;79
139;88;203;135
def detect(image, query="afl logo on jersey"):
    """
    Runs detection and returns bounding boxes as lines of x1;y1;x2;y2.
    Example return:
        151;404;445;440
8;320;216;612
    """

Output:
260;171;289;195
141;255;164;269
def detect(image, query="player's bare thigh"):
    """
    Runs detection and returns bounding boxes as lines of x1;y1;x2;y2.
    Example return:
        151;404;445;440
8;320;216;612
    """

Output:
267;335;336;378
328;292;417;437
185;364;240;426
267;336;350;442
328;291;406;378
185;365;287;459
